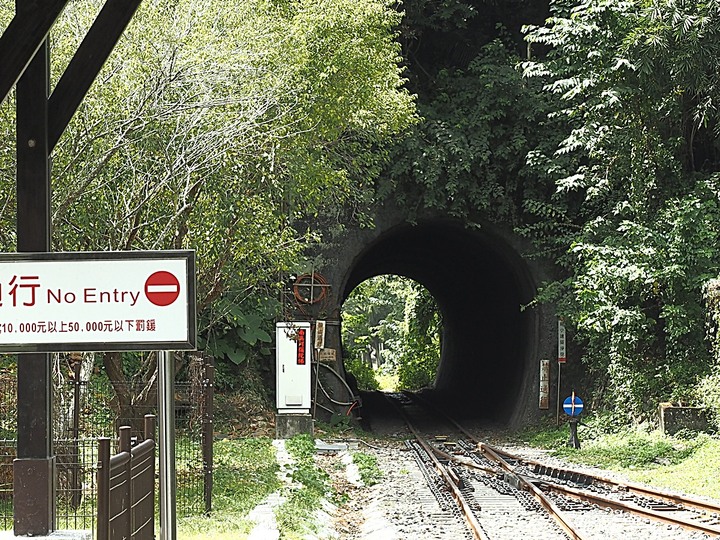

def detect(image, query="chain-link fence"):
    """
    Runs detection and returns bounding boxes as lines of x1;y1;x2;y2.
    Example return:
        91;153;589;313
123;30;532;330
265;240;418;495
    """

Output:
0;355;214;532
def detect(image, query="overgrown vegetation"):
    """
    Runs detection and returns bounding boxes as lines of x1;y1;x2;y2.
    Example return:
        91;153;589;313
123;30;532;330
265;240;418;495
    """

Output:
342;275;441;392
351;0;720;421
352;451;383;486
4;0;720;430
0;0;416;411
699;280;720;430
179;437;280;538
275;434;331;538
518;415;720;499
518;0;720;418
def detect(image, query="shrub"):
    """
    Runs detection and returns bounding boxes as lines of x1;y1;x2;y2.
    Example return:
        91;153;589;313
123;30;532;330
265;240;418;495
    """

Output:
696;371;720;431
345;359;379;391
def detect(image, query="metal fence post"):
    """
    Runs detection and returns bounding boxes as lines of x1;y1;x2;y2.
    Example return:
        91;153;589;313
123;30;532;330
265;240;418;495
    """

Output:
97;437;111;540
202;356;214;515
70;359;82;508
144;414;156;441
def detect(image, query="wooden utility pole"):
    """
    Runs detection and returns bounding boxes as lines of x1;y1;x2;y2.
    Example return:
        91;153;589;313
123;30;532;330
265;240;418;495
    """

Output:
13;29;54;535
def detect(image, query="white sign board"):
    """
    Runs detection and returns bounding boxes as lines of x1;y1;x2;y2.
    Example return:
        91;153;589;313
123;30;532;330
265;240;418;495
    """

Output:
558;319;566;364
0;251;196;352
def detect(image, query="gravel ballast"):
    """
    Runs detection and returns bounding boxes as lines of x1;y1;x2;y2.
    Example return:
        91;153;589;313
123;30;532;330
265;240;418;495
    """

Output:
306;437;720;540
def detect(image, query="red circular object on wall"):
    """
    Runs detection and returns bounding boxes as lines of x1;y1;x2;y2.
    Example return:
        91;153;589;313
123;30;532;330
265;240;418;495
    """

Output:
145;271;180;306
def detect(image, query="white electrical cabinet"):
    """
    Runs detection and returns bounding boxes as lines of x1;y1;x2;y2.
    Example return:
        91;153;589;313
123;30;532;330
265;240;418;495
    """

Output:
276;322;312;414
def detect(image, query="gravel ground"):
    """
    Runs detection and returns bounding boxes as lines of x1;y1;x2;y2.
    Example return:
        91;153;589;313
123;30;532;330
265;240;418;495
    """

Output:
304;437;720;540
242;403;718;540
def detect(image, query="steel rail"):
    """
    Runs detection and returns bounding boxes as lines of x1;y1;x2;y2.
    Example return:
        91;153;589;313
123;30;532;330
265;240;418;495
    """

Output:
477;443;589;540
539;481;720;537
402;392;588;538
383;394;491;540
403;392;720;537
488;445;720;517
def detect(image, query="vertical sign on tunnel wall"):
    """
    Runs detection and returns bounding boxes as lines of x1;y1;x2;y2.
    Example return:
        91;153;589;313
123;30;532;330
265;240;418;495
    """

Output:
539;359;550;409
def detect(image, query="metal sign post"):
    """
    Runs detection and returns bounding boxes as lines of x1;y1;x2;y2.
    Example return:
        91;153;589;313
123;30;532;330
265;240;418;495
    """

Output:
158;350;177;540
556;318;566;426
563;392;584;449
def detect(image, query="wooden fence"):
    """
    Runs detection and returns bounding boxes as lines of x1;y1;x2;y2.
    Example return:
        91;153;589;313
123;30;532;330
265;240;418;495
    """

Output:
97;415;155;540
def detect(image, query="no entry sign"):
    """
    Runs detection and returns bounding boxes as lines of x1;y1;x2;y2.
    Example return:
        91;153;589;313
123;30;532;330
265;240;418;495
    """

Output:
145;271;181;306
0;250;196;352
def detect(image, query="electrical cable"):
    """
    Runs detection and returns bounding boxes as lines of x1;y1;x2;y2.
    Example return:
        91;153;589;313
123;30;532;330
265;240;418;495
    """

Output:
315;365;354;406
318;362;357;400
311;362;362;417
346;401;358;416
313;401;337;416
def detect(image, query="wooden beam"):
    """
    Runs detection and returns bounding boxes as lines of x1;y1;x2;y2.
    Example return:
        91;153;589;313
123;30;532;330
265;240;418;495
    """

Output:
0;0;70;105
49;0;144;150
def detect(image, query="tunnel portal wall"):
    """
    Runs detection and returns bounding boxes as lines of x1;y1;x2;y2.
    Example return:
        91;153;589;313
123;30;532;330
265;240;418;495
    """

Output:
317;206;558;429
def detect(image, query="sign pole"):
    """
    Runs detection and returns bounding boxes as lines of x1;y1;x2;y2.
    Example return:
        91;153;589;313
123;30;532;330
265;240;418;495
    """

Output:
556;362;561;426
556;318;566;426
158;350;177;540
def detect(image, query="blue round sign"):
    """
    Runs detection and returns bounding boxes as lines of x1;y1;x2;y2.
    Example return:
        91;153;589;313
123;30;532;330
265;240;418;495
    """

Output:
563;395;584;417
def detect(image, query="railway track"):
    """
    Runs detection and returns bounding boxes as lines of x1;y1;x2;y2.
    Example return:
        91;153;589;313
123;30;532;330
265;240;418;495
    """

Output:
383;391;720;540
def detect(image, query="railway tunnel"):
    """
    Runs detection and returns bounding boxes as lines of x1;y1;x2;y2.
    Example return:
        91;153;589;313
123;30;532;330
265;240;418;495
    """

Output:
338;219;545;426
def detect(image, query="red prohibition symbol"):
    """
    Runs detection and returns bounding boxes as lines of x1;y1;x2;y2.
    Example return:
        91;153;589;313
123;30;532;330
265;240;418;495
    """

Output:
145;271;180;306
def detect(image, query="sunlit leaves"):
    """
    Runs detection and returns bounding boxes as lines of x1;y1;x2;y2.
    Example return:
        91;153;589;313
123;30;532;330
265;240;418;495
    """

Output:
523;0;720;414
342;275;441;391
0;0;416;371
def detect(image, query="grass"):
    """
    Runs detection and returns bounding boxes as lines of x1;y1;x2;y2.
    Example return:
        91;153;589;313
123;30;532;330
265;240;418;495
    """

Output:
275;434;330;539
178;437;280;539
376;370;399;392
517;416;720;500
352;451;382;486
624;435;720;498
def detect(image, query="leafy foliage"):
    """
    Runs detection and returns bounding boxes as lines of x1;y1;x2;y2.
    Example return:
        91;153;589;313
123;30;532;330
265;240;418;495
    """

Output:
396;281;442;390
342;275;408;369
344;358;380;391
381;38;551;224
342;275;441;391
521;0;720;415
352;451;383;486
0;0;416;396
699;279;720;429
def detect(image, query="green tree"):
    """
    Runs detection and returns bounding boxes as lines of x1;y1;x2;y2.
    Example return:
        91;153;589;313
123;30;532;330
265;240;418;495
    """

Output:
396;281;442;391
342;275;441;391
522;0;720;415
381;38;551;225
342;276;408;370
0;0;416;416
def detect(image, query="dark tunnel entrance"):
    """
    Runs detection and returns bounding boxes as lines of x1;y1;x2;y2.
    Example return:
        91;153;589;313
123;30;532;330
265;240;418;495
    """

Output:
341;220;537;424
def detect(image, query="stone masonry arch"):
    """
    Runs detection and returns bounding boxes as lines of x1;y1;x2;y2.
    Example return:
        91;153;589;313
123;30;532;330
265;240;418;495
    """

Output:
314;205;558;429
